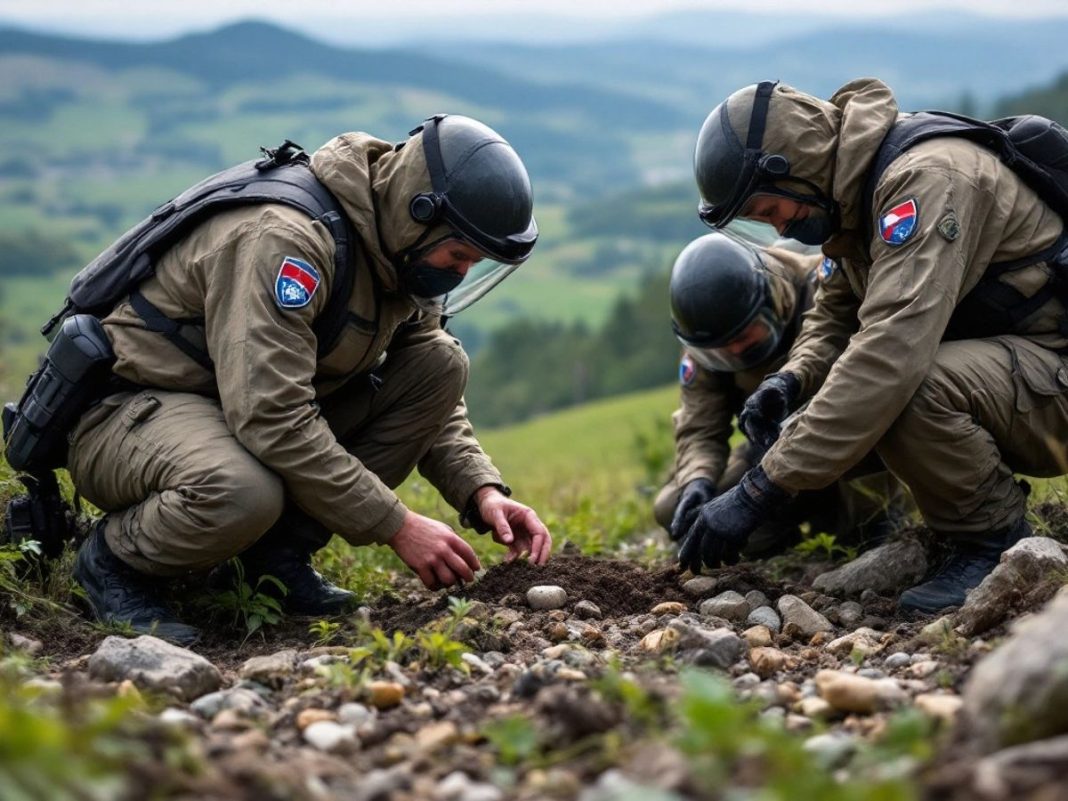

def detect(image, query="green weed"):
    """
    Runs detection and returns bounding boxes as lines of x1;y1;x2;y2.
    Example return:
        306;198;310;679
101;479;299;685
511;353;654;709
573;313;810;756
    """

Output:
207;559;286;643
794;531;856;562
482;714;540;767
308;618;343;646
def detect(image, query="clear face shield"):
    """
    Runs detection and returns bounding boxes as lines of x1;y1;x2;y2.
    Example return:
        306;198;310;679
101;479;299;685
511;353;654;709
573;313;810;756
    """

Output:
681;306;784;373
402;236;522;317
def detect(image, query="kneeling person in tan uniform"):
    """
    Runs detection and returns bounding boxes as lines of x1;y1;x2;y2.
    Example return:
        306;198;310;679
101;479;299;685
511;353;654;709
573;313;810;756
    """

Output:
687;78;1068;613
656;232;908;553
67;116;552;645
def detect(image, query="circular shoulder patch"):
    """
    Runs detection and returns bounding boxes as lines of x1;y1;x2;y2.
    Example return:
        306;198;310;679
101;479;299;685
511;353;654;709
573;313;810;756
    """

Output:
817;256;838;283
274;256;320;309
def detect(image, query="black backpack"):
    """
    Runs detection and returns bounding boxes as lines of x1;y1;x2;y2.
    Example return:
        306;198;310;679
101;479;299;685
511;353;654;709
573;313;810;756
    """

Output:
43;140;357;365
862;112;1068;339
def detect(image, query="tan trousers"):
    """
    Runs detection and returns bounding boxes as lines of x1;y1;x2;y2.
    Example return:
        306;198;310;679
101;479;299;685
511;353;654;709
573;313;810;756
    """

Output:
68;336;468;576
877;337;1068;533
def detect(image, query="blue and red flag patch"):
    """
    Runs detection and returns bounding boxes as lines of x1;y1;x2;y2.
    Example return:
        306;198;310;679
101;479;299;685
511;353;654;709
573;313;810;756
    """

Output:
879;198;919;246
679;354;697;387
274;256;320;309
817;256;837;283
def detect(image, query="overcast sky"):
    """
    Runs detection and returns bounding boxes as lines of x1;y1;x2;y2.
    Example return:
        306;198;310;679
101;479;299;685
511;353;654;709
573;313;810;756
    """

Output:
2;0;1067;42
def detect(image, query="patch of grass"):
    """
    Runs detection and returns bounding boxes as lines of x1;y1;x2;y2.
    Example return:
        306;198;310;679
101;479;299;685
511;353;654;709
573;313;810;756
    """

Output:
199;559;286;643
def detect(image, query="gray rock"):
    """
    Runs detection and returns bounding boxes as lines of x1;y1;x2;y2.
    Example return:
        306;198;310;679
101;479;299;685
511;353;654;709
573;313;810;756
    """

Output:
745;590;770;610
963;591;1068;750
884;652;912;670
158;707;200;728
812;538;927;597
837;601;865;628
461;652;494;675
88;636;221;702
955;537;1068;637
973;734;1068;799
527;585;568;610
351;766;413;801
190;687;271;719
681;576;718;598
573;600;603;620
578;769;683;801
746;605;782;633
303;720;358;754
437;771;504;801
338;702;374;727
667;620;744;669
8;632;43;656
777;595;833;640
699;591;750;622
238;649;298;688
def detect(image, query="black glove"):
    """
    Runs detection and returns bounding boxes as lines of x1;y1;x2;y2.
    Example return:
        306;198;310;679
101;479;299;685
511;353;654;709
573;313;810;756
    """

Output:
738;372;801;453
669;478;717;542
677;465;788;573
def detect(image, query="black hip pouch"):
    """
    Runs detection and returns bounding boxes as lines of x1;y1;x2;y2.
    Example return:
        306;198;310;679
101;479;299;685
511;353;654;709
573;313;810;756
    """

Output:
3;314;116;473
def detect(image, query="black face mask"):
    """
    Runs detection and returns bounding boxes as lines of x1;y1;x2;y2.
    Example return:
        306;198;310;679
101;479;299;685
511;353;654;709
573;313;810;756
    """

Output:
400;261;465;298
782;205;838;245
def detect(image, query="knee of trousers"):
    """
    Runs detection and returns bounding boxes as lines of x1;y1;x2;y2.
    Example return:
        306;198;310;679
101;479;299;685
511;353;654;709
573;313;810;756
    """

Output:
187;461;285;559
430;335;470;407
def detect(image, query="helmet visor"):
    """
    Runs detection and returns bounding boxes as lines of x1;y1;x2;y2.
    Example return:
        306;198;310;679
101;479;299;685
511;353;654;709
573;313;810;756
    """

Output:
681;308;783;372
406;236;522;317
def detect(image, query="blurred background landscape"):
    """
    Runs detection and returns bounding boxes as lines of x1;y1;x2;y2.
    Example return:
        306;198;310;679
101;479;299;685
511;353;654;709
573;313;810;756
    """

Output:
4;6;1068;426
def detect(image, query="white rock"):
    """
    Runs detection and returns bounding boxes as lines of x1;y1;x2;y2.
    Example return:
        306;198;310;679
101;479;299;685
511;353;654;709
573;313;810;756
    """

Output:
777;595;833;639
527;585;568;610
461;652;494;675
815;669;907;714
303;720;358;754
699;591;750;622
337;703;374;727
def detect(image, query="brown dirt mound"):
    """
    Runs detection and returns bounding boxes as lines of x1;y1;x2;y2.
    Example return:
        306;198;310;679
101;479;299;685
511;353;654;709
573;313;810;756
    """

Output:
373;554;689;632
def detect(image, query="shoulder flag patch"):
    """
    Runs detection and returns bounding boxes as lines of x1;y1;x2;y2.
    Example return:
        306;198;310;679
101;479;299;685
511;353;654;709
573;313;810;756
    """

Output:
879;198;919;246
817;256;837;283
274;256;320;309
679;354;697;387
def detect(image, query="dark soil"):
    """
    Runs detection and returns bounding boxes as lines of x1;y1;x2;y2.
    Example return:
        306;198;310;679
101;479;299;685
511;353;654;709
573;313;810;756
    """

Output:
374;554;690;633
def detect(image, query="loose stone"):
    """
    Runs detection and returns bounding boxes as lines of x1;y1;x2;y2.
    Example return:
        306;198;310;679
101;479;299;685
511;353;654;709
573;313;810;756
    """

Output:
650;601;687;616
746;606;782;632
303;720;358;754
699;591;750;622
368;680;405;709
527;585;568;610
682;576;718;598
573;600;603;620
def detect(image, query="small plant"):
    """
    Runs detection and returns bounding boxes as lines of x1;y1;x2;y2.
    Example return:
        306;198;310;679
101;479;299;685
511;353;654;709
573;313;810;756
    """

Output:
308;619;342;646
416;629;468;672
794;531;856;562
446;595;474;625
210;559;286;643
482;714;540;766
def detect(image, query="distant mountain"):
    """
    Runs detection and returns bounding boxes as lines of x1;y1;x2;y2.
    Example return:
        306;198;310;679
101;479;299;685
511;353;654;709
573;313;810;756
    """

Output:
423;16;1068;112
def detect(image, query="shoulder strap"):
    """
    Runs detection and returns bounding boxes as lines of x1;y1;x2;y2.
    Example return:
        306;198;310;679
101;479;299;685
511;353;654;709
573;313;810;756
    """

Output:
861;112;1013;241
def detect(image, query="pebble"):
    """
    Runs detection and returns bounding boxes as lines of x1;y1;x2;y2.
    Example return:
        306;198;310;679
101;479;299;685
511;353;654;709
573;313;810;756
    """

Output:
837;601;865;628
238;649;297;687
158;707;200;729
746;606;782;632
527;585;568;610
639;628;677;654
798;696;835;720
777;595;833;640
337;703;374;727
699;591;750;622
733;673;761;691
824;628;884;658
884;652;912;670
461;653;494;676
296;708;336;730
415;720;459;753
682;576;718;598
303;720;358;754
546;622;569;642
368;681;405;709
815;669;908;714
745;590;770;610
651;601;687;616
803;732;858;769
742;625;774;647
909;660;941;679
749;647;787;679
914;693;963;724
230;728;270;752
573;600;603;620
437;771;505;801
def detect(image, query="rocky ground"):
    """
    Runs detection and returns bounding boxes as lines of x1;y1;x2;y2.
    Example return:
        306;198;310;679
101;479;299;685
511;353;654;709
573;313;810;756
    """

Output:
6;528;1068;801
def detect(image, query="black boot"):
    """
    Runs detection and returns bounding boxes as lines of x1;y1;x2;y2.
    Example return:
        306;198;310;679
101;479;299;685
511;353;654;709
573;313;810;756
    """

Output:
898;518;1031;614
73;521;201;647
234;508;357;616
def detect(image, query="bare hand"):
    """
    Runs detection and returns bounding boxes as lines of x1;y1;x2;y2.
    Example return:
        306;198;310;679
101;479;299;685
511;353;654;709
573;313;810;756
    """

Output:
389;511;481;589
475;487;552;565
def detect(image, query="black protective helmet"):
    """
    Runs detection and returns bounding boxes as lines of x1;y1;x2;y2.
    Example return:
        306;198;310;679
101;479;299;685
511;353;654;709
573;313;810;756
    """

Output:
408;114;538;264
694;80;836;233
669;233;785;372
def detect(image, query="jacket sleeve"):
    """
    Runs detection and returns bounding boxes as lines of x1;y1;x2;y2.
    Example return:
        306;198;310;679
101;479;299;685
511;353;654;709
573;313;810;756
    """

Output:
206;210;408;546
401;319;506;514
762;159;997;493
672;356;735;487
779;263;860;397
